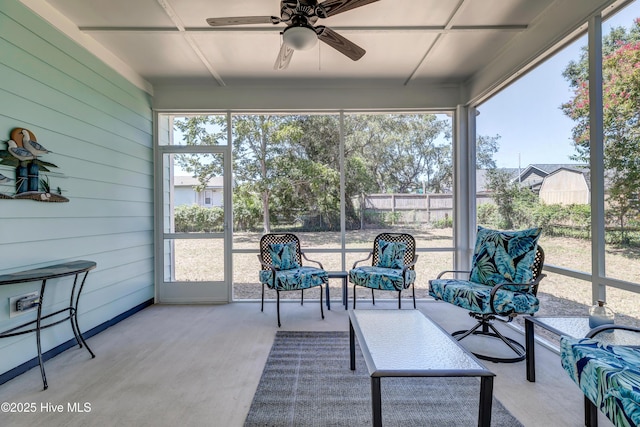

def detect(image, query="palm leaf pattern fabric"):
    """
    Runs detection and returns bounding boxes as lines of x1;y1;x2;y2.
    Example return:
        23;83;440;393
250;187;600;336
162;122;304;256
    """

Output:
561;336;640;427
267;242;300;270
428;278;539;315
259;267;328;291
375;240;407;269
470;226;541;290
349;266;416;291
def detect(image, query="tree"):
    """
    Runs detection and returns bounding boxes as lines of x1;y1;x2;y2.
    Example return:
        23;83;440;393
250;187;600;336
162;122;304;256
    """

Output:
232;115;343;232
291;115;363;228
294;113;454;226
486;169;537;229
344;114;452;193
173;115;226;191
476;134;500;169
232;115;292;232
174;113;457;232
561;19;640;242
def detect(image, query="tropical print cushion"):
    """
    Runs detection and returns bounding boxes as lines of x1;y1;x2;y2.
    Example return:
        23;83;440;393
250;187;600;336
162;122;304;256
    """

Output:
375;239;407;269
267;242;300;270
259;266;327;291
469;226;541;291
349;266;416;291
428;278;540;315
560;336;640;427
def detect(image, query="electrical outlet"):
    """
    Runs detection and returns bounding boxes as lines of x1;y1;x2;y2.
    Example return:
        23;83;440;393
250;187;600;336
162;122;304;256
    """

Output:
9;292;40;318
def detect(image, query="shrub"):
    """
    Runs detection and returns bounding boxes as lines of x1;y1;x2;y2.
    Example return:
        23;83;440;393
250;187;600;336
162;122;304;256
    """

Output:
432;215;453;229
174;205;224;232
233;187;262;231
363;210;401;227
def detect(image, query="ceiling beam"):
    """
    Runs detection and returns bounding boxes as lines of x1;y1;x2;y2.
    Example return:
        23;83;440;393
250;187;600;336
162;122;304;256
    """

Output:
405;0;472;86
155;0;226;86
78;25;528;34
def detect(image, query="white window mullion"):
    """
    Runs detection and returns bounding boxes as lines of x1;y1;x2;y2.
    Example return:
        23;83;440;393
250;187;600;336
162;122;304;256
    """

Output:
588;14;606;303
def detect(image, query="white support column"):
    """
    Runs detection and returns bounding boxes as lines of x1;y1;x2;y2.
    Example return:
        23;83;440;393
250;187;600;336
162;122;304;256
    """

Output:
453;105;476;271
588;15;606;303
225;111;234;303
468;106;478;251
339;112;346;270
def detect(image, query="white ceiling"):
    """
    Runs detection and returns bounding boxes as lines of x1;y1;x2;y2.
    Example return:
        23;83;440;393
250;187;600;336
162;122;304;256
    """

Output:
24;0;630;106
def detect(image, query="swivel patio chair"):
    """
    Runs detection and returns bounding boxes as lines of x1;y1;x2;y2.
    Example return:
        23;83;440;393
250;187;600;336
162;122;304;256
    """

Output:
349;233;418;309
258;233;328;327
429;226;545;363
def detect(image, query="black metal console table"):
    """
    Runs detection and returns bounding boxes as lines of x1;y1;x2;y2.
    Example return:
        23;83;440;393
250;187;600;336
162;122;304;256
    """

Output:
0;260;97;390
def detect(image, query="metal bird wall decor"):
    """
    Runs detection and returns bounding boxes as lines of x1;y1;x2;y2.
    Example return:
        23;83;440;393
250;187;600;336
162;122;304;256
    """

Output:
0;128;68;202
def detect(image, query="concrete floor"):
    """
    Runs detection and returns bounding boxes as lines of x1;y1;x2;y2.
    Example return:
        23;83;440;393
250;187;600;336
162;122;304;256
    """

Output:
0;299;615;427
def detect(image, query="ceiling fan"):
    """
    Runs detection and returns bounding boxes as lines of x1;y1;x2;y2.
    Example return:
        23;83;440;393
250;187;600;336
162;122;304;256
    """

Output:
206;0;380;70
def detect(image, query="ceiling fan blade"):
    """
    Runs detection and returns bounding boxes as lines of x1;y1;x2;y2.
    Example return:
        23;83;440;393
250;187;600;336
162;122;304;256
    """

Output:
316;0;380;18
274;43;295;70
206;16;281;26
316;26;365;61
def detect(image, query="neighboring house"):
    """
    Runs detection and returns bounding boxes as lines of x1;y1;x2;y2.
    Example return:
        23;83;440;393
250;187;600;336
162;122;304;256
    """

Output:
512;164;550;192
513;164;588;194
539;167;590;205
477;164;590;205
174;175;223;208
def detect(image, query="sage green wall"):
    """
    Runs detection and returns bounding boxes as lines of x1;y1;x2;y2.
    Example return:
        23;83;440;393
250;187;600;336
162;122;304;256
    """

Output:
0;0;154;374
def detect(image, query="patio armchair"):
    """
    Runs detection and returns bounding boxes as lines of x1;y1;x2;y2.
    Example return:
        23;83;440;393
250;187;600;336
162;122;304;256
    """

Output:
561;325;640;427
429;226;545;363
349;233;418;309
258;233;328;327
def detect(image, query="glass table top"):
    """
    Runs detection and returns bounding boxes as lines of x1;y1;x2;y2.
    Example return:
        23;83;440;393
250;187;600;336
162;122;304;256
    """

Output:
349;310;492;376
526;316;640;346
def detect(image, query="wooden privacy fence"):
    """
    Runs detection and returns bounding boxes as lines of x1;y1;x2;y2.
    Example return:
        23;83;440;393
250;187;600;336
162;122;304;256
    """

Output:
358;193;493;224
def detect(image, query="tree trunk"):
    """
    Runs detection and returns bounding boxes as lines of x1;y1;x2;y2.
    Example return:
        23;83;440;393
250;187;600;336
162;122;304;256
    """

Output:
262;191;270;233
260;117;270;233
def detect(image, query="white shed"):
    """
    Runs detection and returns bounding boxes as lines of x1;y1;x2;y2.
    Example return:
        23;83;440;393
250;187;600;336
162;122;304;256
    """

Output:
539;168;590;205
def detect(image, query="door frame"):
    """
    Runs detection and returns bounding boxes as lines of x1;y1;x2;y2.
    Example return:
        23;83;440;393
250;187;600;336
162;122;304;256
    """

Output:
154;112;233;303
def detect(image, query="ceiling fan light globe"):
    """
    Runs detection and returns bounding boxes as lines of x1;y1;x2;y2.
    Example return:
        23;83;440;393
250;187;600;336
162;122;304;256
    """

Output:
283;26;318;50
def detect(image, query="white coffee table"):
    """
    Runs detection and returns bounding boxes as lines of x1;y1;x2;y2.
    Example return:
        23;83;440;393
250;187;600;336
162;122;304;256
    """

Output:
348;309;495;427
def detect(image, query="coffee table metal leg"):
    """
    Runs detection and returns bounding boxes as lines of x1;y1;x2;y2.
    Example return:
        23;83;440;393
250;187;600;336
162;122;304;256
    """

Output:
479;376;493;427
349;320;356;371
371;377;382;427
343;276;348;310
525;318;535;382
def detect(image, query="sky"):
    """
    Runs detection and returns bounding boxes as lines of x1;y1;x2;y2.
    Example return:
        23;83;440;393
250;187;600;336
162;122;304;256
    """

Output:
476;1;640;168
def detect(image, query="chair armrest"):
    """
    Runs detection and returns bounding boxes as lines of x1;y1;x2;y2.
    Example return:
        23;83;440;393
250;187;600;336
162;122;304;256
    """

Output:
401;255;418;281
435;270;470;279
402;255;419;273
488;274;547;314
489;282;534;294
301;251;324;269
352;252;373;269
587;324;640;339
489;273;547;294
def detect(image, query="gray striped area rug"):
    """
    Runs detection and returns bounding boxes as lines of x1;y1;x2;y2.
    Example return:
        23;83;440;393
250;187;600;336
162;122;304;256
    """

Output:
244;331;523;427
